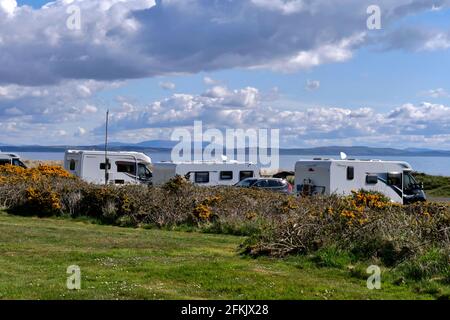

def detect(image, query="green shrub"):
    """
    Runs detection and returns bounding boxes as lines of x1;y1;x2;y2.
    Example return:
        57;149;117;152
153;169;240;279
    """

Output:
311;246;354;268
400;249;450;282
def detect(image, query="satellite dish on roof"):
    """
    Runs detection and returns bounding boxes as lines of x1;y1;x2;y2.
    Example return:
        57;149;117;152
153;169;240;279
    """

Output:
340;152;347;160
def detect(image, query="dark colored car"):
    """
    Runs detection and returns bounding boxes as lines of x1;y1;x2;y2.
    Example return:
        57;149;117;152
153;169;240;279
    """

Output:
236;178;293;194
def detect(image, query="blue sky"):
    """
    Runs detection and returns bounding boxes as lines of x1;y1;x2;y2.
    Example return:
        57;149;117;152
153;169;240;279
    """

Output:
1;0;450;148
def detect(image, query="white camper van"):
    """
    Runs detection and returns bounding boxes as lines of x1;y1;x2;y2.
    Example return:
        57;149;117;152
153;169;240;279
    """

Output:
64;150;152;185
152;161;260;186
0;151;27;168
295;159;426;204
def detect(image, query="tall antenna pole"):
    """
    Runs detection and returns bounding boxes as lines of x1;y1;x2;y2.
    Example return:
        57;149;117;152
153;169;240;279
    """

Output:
105;109;109;186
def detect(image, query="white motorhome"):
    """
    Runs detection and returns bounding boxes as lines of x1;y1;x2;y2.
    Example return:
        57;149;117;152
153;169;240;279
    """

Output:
295;158;426;204
152;161;260;186
64;150;152;185
0;151;27;168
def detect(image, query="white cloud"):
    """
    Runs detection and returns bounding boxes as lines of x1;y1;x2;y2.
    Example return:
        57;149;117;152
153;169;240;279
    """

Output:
203;86;230;99
2;81;450;148
262;33;366;72
377;27;450;52
0;80;119;127
203;76;219;86
75;127;87;136
82;104;98;114
305;79;320;91
421;88;449;98
1;1;450;147
250;0;305;15
98;85;450;148
0;0;17;16
423;33;450;51
159;81;176;90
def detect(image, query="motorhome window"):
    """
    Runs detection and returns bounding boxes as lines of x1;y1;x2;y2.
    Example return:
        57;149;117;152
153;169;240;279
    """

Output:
366;174;378;184
100;163;111;170
195;172;209;183
239;171;254;181
138;163;152;179
0;159;11;166
403;172;416;190
69;159;76;171
220;171;233;180
347;166;354;180
12;159;26;168
116;162;136;174
387;173;402;189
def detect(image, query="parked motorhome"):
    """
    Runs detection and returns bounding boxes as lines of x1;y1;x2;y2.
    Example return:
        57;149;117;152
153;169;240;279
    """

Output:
0;151;27;168
295;159;426;204
64;150;152;185
152;161;260;186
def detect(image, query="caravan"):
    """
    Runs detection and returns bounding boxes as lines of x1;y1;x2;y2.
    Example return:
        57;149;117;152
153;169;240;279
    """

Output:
64;150;152;185
152;161;260;186
0;152;27;168
295;158;426;204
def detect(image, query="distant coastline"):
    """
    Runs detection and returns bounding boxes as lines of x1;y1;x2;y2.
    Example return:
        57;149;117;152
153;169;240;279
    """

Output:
1;143;450;157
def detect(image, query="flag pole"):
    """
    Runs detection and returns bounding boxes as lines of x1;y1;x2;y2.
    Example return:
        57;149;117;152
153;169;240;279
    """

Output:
105;109;109;185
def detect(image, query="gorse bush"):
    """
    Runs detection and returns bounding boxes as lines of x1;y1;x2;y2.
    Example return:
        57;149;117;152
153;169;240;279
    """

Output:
243;192;449;260
0;164;449;285
0;164;75;215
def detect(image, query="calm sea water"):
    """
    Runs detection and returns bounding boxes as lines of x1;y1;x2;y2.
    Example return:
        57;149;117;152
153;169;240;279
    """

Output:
19;151;450;176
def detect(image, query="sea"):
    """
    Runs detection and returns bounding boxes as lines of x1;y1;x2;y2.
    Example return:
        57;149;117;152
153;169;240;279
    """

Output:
18;151;450;176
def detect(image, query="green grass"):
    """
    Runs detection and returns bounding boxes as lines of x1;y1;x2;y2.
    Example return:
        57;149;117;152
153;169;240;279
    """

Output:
0;212;443;300
414;173;450;198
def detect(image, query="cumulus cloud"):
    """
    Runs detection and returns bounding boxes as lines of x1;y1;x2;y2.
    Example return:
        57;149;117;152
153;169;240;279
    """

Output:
260;33;366;72
100;85;260;133
97;85;450;148
1;0;448;86
0;80;118;125
1;0;450;147
82;104;99;114
75;127;87;137
159;81;176;90
250;0;305;15
374;24;450;52
305;80;320;91
0;0;17;16
203;76;219;86
420;88;449;98
2;81;450;147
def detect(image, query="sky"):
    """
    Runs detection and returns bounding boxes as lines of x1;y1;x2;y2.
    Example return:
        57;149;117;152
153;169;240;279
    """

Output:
0;0;450;149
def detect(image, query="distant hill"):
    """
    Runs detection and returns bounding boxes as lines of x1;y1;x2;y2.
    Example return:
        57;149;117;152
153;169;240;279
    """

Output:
134;140;179;148
1;142;450;157
279;146;450;157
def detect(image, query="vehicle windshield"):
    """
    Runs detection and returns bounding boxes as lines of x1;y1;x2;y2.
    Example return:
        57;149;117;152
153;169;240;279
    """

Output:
138;163;152;179
236;178;257;187
12;158;27;168
403;172;418;190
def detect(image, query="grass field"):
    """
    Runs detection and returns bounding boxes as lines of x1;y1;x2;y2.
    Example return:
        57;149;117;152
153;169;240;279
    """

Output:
413;173;450;199
0;212;444;300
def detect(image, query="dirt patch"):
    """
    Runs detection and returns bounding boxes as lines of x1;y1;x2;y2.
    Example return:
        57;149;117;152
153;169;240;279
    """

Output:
23;160;64;168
